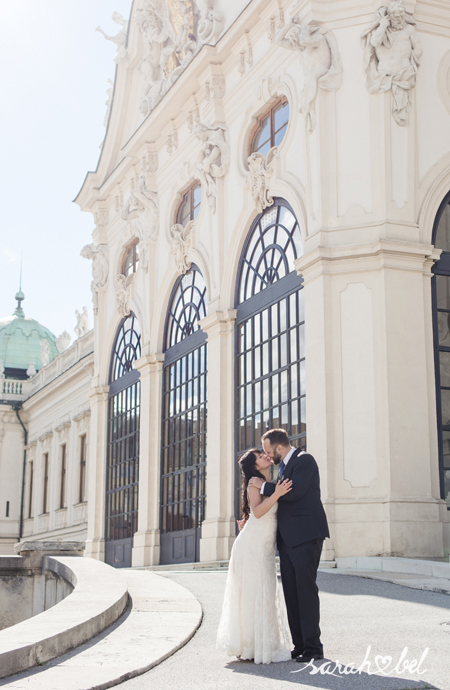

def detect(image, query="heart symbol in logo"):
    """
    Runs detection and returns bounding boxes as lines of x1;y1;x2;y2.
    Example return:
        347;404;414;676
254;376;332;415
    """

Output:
375;655;392;673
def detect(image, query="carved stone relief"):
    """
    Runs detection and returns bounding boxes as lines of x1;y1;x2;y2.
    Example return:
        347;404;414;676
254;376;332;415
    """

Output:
80;244;109;314
192;122;229;212
96;12;129;64
121;169;159;243
134;0;224;115
247;147;278;214
115;274;134;317
203;76;225;101
170;221;194;274
39;340;50;367
273;18;343;133
75;307;90;338
361;1;422;126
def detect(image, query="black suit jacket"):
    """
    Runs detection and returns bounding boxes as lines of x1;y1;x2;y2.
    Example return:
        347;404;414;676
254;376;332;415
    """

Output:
263;449;330;548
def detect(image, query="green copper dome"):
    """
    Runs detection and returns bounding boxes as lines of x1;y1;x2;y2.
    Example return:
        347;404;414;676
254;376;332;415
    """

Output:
0;292;58;378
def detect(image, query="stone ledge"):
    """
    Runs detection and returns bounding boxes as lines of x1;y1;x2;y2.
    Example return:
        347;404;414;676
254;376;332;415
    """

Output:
335;555;450;579
0;556;128;679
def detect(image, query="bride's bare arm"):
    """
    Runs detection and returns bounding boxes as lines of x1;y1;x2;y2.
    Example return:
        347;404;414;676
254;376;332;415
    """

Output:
247;480;292;519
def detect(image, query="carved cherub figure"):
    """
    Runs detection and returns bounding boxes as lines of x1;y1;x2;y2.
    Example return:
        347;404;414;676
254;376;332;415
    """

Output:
193;123;229;210
361;0;422;125
273;17;343;133
122;171;159;241
248;148;278;213
170;223;192;274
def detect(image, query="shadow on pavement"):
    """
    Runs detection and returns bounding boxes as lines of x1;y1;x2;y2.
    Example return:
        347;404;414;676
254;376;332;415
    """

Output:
227;656;440;690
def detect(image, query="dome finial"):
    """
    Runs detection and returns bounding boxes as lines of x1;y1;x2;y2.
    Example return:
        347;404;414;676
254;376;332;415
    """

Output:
14;259;25;317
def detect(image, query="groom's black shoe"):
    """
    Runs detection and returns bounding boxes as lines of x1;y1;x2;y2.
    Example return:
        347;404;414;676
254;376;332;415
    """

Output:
295;653;324;663
291;646;304;659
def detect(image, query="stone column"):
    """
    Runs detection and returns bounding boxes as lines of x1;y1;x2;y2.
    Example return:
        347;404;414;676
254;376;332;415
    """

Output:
132;354;164;567
198;310;237;562
295;241;446;560
84;385;109;561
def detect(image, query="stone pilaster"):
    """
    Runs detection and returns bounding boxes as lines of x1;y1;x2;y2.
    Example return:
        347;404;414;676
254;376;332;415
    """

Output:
84;386;109;561
198;310;237;561
132;354;164;566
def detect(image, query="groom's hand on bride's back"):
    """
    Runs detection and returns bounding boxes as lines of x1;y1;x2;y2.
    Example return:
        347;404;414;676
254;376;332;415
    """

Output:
248;477;264;489
236;518;246;532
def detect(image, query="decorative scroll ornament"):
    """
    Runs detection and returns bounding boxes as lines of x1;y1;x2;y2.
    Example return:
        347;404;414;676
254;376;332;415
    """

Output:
170;221;194;274
80;244;109;314
192;122;229;213
247;147;278;214
361;0;422;126
121;169;159;242
273;17;343;133
96;12;129;64
115;274;134;318
134;0;224;115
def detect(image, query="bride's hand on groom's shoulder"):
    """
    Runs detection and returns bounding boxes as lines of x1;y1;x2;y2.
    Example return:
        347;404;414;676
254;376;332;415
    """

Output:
248;477;264;489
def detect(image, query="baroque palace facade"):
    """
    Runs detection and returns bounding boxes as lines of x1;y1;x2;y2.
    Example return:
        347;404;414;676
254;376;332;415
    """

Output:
2;0;450;567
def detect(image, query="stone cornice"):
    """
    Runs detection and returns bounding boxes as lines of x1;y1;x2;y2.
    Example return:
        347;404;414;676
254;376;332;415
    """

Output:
73;410;91;424
295;240;441;281
87;386;109;405
199;310;237;338
134;354;165;376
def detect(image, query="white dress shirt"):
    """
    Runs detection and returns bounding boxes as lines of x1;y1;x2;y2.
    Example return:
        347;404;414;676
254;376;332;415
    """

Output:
260;446;296;494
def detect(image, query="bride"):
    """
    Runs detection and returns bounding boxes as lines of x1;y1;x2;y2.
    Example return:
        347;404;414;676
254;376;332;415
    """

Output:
216;448;293;664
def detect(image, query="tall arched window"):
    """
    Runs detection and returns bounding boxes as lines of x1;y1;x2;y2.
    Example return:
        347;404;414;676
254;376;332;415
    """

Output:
161;267;208;564
106;314;141;568
432;193;450;509
235;199;305;512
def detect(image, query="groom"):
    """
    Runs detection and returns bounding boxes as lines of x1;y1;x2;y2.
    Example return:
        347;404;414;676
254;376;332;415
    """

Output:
249;428;329;663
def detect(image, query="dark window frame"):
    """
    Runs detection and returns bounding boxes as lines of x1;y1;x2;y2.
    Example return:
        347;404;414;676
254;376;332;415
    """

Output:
42;453;49;515
122;240;139;277
176;183;202;227
59;444;66;509
250;97;289;156
79;434;87;504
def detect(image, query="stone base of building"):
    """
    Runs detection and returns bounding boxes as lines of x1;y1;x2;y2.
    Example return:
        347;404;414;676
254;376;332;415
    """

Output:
200;518;237;562
327;498;447;558
0;538;17;556
84;537;105;561
132;530;160;567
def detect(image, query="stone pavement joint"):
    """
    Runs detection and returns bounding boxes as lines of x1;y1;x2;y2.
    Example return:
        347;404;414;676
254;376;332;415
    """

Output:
0;570;202;690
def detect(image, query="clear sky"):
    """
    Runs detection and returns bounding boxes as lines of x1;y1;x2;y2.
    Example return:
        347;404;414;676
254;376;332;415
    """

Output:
0;0;132;342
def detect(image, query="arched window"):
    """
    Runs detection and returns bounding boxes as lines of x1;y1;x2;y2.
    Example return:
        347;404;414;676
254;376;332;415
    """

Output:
105;314;141;568
176;183;202;227
432;194;450;509
161;266;208;564
122;241;139;276
235;199;305;511
250;99;289;156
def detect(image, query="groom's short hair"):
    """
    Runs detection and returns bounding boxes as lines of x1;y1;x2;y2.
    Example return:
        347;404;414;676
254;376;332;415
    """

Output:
262;428;290;447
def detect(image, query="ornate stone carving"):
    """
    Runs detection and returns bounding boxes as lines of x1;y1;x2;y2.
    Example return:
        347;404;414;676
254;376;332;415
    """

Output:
166;130;178;155
94;208;109;227
103;79;114;129
39;340;50;367
39;431;53;451
26;362;36;378
247;147;278;213
115;274;134;317
204;76;225;101
187;105;200;132
115;190;124;212
55;422;71;443
121;169;159;242
170;221;194;274
80;244;109;314
96;12;129;64
73;410;91;434
0;360;4;379
75;307;90;338
361;1;422;126
273;18;343;133
56;331;71;353
193;123;229;212
134;0;224;115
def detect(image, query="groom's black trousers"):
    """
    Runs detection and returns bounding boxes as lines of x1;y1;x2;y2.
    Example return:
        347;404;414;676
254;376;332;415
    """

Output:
278;537;324;655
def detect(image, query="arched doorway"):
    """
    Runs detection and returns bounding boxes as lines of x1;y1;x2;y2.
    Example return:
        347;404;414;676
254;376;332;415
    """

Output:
234;199;305;513
160;267;208;564
105;314;141;568
432;192;450;509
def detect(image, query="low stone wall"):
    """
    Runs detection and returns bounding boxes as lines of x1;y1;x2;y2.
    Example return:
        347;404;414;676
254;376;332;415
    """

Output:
0;541;128;679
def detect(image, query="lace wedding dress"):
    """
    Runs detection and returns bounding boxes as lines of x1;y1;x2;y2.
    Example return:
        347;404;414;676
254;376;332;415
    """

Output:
216;500;292;664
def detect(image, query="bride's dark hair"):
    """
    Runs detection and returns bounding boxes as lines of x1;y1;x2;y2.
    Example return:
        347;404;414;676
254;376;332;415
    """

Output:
239;448;266;520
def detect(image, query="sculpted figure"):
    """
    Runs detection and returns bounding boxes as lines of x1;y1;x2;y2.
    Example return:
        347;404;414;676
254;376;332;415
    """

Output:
96;12;129;63
193;123;229;211
122;171;159;241
26;361;36;377
361;0;422;126
80;243;109;314
56;331;71;353
40;340;50;367
75;307;90;338
273;18;343;133
170;223;192;274
115;274;134;318
0;359;4;378
248;147;278;214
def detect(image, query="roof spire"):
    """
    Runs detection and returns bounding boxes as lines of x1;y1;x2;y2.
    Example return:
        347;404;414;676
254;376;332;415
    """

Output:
14;259;25;318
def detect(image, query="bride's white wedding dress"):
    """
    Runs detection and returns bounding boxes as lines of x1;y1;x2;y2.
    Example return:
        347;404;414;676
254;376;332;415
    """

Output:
216;499;292;664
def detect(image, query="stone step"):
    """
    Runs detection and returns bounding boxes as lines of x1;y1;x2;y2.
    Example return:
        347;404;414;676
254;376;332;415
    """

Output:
133;557;337;572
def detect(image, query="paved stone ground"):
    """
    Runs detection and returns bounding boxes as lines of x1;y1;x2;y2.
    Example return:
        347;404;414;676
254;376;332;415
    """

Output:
118;570;450;690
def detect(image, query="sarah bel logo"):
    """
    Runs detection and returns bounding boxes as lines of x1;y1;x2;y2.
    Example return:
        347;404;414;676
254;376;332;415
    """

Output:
292;646;430;676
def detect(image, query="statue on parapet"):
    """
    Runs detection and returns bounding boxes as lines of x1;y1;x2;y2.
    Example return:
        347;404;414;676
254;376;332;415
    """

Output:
96;12;129;63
